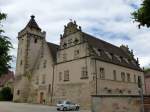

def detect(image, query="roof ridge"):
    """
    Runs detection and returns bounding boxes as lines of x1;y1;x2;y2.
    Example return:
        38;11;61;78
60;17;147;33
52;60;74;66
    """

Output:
83;32;121;51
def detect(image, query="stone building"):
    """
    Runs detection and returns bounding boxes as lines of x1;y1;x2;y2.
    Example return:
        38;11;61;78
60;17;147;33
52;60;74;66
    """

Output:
145;71;150;95
0;70;15;91
13;15;145;109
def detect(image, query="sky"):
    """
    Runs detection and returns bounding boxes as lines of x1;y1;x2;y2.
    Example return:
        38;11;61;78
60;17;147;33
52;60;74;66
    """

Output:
0;0;150;71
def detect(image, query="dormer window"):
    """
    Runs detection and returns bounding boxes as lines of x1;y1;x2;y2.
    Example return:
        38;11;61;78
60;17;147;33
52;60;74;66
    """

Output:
93;48;100;56
115;55;121;62
120;56;123;62
98;49;101;56
128;59;131;63
110;53;113;59
124;58;129;63
105;51;112;60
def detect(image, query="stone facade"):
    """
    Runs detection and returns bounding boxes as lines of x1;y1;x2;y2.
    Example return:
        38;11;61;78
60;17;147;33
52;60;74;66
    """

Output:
13;16;145;109
92;95;141;112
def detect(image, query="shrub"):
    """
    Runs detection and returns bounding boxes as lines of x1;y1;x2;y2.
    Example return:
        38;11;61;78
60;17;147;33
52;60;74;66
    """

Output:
0;87;13;101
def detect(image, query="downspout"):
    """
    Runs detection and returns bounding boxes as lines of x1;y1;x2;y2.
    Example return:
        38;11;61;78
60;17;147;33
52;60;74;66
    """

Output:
51;63;55;104
94;59;98;95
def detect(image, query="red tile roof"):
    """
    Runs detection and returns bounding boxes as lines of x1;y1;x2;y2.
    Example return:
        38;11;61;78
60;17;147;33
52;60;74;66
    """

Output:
0;71;15;87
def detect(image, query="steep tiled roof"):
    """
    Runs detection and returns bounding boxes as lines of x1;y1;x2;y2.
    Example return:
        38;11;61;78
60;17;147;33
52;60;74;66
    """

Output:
145;71;150;77
47;42;59;62
25;15;41;31
82;32;142;71
0;71;15;87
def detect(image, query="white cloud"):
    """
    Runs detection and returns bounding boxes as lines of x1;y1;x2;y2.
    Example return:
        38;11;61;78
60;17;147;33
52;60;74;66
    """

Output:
0;0;150;70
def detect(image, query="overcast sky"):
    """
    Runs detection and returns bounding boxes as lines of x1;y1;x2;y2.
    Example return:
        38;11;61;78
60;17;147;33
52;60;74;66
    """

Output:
0;0;150;71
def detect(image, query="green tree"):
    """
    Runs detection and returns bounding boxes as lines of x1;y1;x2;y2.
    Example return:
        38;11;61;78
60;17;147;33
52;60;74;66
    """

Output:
132;0;150;28
144;68;150;73
0;12;13;76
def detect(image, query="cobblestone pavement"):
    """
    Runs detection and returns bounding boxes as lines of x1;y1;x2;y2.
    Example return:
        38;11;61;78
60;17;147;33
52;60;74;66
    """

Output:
0;102;91;112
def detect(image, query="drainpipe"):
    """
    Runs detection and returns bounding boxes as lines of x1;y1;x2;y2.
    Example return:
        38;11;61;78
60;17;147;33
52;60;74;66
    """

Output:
51;64;55;104
138;76;145;112
94;59;98;95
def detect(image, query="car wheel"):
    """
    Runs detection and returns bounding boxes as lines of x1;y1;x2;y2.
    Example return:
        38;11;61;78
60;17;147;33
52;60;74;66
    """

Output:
76;106;79;111
57;108;60;111
63;107;67;111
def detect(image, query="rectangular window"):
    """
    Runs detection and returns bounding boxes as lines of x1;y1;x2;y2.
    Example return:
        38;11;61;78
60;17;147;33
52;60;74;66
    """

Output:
74;49;80;58
113;70;117;80
63;53;67;61
43;60;47;68
17;90;20;95
81;67;88;79
64;70;69;81
127;73;131;82
121;72;125;82
134;74;136;83
48;84;51;94
59;72;62;81
20;60;22;65
100;68;105;79
138;76;142;88
36;76;39;84
42;75;46;84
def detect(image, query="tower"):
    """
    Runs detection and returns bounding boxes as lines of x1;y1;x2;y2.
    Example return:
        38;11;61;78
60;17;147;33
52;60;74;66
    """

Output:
13;15;46;102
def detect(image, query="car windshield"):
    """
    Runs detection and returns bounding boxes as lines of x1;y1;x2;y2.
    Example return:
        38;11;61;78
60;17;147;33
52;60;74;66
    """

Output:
58;101;63;104
66;101;71;104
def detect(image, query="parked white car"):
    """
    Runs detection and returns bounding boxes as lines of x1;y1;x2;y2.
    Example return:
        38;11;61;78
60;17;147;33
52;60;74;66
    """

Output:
56;100;80;111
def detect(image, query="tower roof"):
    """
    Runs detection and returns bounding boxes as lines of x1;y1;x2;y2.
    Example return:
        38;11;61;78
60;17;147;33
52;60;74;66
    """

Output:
25;15;41;31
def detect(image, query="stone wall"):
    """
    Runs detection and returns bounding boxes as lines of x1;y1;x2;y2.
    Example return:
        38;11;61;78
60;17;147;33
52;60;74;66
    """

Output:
145;76;150;95
92;95;141;112
53;82;92;109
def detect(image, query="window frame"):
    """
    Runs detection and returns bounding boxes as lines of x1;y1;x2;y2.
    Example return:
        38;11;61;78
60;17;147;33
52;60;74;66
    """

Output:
99;67;105;79
64;70;69;81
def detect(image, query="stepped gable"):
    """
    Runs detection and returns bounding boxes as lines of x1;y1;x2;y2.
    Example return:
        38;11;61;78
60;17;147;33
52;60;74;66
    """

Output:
82;32;142;71
47;42;59;62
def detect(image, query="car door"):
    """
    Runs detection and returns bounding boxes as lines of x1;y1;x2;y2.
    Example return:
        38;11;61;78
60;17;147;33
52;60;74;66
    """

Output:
65;101;71;110
70;102;76;110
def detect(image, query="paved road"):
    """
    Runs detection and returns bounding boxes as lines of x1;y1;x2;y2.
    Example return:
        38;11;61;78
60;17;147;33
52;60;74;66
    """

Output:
0;102;90;112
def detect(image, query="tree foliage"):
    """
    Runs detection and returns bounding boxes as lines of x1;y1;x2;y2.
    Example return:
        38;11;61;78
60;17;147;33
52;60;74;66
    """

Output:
0;12;13;76
144;68;150;73
132;0;150;28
